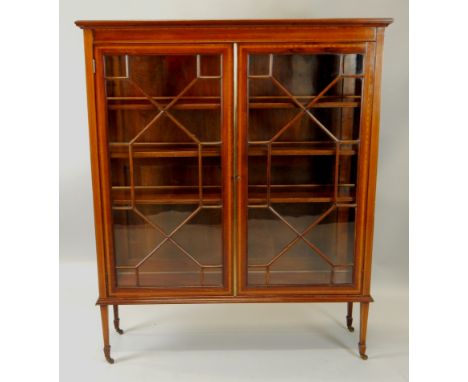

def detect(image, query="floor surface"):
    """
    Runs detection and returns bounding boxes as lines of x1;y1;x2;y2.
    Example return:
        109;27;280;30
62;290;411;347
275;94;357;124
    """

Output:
60;261;408;381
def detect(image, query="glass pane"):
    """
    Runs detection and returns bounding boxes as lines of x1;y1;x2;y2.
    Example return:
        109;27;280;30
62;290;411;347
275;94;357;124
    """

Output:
248;207;298;267
105;53;224;288
112;209;165;267
246;51;363;287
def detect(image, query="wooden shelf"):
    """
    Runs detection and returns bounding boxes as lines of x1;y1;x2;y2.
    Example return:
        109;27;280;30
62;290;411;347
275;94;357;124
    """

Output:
108;103;221;111
249;95;360;109
107;96;221;111
249;184;355;204
109;144;356;158
107;96;220;101
249;101;360;109
107;101;360;110
111;186;222;205
248;146;356;156
110;146;221;159
110;184;355;205
105;95;361;111
249;95;361;101
249;196;354;204
112;195;354;205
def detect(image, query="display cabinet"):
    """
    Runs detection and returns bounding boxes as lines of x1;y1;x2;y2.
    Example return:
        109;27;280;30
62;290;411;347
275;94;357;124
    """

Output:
76;18;392;363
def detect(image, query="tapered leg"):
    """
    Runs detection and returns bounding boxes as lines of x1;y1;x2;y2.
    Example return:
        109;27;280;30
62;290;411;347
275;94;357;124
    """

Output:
113;305;124;334
100;305;114;364
358;302;370;360
346;302;354;332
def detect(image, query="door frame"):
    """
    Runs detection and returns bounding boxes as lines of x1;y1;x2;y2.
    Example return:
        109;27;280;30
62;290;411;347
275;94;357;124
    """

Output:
93;43;234;298
235;42;377;296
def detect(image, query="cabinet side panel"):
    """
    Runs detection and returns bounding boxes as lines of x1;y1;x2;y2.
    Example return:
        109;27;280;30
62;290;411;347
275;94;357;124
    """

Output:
82;30;108;298
362;28;386;295
350;41;375;295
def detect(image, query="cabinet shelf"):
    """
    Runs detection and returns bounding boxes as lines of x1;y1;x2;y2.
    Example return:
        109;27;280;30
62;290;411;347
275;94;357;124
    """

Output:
249;101;359;109
250;95;360;109
107;101;360;110
109;146;221;158
107;96;221;110
248;184;355;204
110;184;355;205
111;186;222;205
248;146;357;156
111;195;354;205
108;144;357;158
106;95;361;110
108;103;221;111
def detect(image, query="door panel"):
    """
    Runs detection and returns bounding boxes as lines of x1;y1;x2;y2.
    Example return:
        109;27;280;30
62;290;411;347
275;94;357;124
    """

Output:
237;43;371;295
95;45;233;296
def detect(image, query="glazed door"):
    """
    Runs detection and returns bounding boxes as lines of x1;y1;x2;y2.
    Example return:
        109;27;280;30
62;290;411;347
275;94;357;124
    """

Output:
95;44;233;296
237;43;374;295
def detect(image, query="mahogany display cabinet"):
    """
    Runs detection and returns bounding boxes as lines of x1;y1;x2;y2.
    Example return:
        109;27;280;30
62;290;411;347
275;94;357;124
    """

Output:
75;18;392;363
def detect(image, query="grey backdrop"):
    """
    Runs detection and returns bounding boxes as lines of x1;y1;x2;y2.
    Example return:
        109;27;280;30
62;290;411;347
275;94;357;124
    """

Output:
60;0;408;286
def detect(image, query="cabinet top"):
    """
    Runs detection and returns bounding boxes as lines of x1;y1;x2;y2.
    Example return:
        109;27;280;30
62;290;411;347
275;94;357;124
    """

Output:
75;18;393;29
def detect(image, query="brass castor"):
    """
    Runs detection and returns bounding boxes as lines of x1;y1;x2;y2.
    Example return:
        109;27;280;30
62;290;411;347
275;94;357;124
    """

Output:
104;345;115;364
347;325;355;332
114;318;124;335
358;342;368;360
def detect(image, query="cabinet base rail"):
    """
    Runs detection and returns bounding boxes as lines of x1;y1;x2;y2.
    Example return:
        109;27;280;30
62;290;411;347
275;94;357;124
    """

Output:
96;295;373;305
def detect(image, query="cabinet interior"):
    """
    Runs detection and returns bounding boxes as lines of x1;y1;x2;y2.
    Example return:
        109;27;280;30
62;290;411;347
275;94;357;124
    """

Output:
102;51;363;289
